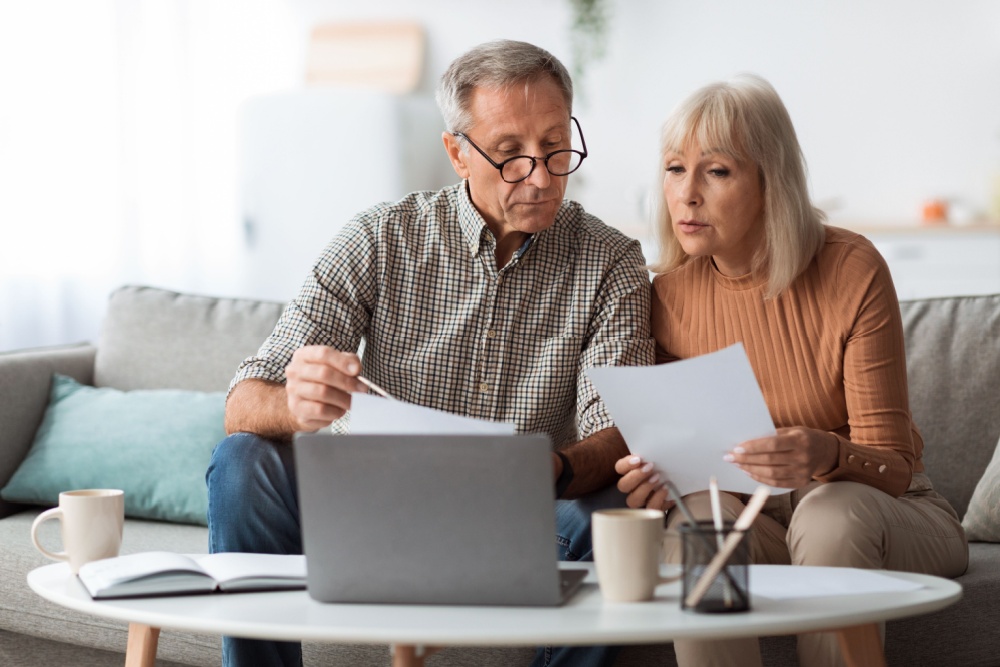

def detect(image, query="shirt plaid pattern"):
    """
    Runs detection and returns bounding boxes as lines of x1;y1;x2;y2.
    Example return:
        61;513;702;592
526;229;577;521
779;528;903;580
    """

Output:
231;181;654;447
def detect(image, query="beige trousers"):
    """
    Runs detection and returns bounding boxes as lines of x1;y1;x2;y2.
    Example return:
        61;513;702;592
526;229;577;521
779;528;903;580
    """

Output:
663;475;968;667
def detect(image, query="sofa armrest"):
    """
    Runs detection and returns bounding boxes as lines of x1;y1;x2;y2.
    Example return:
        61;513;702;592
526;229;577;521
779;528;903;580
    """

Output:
0;344;96;519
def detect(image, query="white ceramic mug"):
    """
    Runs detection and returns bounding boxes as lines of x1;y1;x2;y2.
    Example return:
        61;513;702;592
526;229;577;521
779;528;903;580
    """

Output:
31;489;125;574
592;508;681;603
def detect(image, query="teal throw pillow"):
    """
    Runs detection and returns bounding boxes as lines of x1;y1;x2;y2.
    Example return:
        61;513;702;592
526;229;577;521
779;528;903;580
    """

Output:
1;374;225;525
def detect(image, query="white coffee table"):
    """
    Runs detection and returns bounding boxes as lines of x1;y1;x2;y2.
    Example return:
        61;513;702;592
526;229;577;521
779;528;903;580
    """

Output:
29;562;960;667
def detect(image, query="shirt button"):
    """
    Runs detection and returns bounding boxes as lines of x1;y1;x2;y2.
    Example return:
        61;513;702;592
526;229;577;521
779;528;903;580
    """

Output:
847;455;856;464
487;329;496;338
479;382;490;393
878;465;887;473
863;462;872;469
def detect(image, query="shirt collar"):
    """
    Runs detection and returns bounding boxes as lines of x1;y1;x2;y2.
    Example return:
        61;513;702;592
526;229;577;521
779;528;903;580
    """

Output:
455;180;491;258
454;180;544;260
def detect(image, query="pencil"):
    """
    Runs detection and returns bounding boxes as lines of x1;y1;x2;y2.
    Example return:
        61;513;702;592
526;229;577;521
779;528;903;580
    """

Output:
358;376;394;400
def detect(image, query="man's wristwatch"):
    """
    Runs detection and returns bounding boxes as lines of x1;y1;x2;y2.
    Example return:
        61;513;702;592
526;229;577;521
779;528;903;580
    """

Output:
554;450;574;498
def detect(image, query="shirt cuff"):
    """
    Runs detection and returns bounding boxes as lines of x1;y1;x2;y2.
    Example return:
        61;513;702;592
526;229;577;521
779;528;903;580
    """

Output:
813;433;912;497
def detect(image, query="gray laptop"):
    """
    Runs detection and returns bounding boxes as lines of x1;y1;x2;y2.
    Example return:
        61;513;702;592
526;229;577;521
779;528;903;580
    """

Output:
293;432;587;606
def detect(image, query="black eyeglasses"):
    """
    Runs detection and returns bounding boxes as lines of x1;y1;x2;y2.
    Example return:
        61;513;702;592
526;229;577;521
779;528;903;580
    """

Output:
451;116;588;184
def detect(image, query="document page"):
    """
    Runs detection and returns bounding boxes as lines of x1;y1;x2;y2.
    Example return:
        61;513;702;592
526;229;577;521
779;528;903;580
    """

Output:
587;343;788;496
749;565;924;599
349;393;515;435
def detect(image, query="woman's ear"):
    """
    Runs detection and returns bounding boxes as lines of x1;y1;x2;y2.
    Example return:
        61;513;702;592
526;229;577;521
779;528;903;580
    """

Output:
442;132;471;179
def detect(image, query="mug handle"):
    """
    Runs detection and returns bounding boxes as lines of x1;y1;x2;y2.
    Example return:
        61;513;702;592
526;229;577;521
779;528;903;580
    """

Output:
657;527;683;585
31;507;69;563
656;572;682;585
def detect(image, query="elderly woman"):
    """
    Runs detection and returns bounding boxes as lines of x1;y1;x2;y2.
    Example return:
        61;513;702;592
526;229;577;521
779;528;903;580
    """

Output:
616;75;968;666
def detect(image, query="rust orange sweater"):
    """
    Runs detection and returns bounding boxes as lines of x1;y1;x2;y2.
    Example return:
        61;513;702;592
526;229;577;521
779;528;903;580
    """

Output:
651;226;919;497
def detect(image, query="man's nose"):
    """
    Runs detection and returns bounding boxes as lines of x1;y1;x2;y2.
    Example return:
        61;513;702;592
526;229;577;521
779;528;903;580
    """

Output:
522;158;552;188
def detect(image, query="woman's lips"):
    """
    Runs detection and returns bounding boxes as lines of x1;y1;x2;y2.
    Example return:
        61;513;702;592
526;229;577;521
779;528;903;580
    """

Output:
677;219;708;233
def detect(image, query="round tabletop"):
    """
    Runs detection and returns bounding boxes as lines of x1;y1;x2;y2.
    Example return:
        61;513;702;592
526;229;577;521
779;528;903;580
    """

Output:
28;562;961;647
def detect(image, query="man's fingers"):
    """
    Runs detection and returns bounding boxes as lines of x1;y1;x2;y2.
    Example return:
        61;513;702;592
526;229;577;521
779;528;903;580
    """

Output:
302;387;353;415
293;346;361;371
287;390;348;424
288;348;367;394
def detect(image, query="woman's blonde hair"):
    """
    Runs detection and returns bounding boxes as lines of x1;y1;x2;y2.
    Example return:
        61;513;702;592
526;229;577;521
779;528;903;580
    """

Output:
649;74;825;298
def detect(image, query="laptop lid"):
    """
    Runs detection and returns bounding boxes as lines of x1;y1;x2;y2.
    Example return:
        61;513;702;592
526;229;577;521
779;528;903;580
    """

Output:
294;432;582;606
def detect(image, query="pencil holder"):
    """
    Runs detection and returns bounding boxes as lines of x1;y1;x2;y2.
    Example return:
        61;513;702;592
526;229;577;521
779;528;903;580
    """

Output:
680;520;750;613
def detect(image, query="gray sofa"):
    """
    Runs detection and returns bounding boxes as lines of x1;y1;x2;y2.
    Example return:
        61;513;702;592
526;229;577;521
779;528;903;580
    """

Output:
1;284;998;667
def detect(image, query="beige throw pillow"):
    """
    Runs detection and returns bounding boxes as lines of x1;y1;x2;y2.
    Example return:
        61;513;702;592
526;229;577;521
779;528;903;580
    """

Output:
962;436;1000;542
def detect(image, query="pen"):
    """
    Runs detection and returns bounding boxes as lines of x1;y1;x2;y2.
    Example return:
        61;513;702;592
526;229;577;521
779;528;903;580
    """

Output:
709;476;734;607
358;376;395;400
663;479;699;527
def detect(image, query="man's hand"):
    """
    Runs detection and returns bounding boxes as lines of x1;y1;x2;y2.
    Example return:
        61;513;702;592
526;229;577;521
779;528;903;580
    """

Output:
285;346;367;431
724;426;839;488
615;455;674;511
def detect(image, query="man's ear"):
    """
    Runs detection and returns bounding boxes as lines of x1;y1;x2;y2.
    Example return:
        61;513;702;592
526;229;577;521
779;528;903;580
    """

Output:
442;132;471;179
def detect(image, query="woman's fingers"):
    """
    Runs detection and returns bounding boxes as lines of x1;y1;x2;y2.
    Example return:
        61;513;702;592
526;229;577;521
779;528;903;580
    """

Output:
614;454;644;475
614;455;675;509
726;427;840;488
616;459;655;493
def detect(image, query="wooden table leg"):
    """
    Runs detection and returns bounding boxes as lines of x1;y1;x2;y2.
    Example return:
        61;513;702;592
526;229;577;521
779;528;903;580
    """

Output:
391;644;441;667
835;623;886;667
125;623;160;667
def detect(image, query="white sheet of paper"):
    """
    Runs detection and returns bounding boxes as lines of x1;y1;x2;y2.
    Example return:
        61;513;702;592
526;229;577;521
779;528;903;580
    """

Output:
587;343;787;496
349;393;516;435
749;565;924;600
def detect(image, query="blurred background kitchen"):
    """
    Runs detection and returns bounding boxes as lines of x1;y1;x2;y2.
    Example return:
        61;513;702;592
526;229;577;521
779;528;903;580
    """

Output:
2;0;999;352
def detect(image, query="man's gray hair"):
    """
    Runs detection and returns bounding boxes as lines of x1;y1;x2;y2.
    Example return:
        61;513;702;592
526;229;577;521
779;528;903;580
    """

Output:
436;40;573;135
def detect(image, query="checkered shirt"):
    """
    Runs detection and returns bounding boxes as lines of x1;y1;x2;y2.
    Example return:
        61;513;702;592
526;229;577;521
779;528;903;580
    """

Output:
231;181;654;447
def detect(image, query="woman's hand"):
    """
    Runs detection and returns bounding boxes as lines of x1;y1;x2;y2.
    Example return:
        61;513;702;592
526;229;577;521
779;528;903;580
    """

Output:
725;426;840;488
615;455;675;511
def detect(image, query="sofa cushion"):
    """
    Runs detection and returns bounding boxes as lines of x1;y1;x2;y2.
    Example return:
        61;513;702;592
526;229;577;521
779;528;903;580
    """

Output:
962;436;1000;542
94;285;285;392
1;374;224;525
900;294;1000;516
883;543;1000;666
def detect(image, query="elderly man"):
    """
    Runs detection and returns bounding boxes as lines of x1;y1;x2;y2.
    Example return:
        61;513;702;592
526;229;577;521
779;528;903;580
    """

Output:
207;39;652;667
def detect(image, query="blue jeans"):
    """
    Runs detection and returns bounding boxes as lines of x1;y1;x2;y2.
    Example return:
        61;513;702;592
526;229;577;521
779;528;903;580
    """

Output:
530;484;629;667
207;433;303;667
207;433;628;667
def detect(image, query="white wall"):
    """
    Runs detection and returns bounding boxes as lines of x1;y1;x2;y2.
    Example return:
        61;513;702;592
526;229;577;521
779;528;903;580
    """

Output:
3;0;1000;350
288;0;1000;234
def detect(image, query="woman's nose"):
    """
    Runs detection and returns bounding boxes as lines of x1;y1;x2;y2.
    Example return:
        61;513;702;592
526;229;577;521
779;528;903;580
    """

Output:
681;178;701;206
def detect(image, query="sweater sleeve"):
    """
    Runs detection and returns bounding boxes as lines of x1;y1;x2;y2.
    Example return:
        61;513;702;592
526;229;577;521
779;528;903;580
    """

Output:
812;241;914;497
